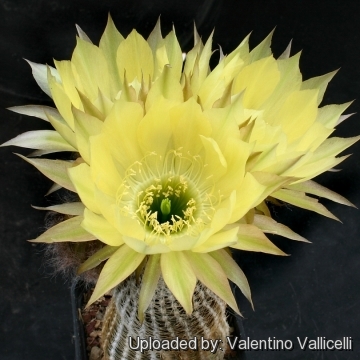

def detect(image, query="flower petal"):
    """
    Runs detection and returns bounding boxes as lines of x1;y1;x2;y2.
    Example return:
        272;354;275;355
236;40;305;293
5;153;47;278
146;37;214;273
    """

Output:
233;56;280;108
301;70;337;105
192;226;238;253
253;214;309;242
29;216;96;243
16;154;76;192
48;70;75;130
7;105;59;122
54;60;83;108
46;111;77;149
145;65;183;110
161;252;197;315
99;14;124;97
185;251;240;314
72;107;103;163
1;130;76;152
75;24;93;43
123;235;170;254
138;98;174;156
89;134;122;197
77;245;119;275
68;163;100;213
32;202;85;216
72;37;111;100
25;60;60;98
210;249;253;307
117;30;154;85
138;254;161;322
87;245;146;306
286;180;356;207
103;100;144;170
272;189;340;221
231;224;287;256
82;208;124;246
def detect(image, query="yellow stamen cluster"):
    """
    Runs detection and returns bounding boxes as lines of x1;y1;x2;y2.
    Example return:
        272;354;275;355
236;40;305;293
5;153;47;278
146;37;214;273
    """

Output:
136;177;197;238
113;149;218;245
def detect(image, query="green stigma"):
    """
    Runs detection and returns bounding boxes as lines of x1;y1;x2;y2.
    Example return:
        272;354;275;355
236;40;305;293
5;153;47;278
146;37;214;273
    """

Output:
160;198;172;216
136;174;200;236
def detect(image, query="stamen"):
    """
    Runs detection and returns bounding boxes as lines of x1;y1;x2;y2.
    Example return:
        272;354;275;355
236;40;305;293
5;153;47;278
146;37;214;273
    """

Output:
115;150;220;242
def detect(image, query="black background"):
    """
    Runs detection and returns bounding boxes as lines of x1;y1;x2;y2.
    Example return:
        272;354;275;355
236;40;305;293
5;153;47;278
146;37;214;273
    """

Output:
0;1;359;359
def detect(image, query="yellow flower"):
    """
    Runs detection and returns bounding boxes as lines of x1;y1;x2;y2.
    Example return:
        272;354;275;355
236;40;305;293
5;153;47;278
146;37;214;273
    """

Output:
2;16;357;317
69;95;271;315
182;30;359;216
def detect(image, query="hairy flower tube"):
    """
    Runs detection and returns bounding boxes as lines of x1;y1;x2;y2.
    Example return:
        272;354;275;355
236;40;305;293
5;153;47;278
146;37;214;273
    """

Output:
2;16;358;318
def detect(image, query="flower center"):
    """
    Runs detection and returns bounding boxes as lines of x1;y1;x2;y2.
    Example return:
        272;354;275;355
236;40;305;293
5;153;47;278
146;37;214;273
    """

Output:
136;175;198;236
116;150;218;241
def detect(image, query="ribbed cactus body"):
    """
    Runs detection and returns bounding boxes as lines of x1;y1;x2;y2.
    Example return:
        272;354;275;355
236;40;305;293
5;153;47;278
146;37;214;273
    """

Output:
101;276;229;360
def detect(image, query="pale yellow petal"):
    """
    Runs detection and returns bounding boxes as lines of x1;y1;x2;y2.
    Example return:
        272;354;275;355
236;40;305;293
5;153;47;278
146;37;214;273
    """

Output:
210;249;253;306
123;235;170;254
77;245;119;275
1;130;76;152
195;191;236;248
170;99;212;154
272;189;340;221
7;105;59;122
46;111;77;149
103;100;144;171
82;208;124;246
310;136;360;162
117;30;154;84
138;98;174;156
54;60;82;108
29;216;96;243
250;30;274;62
145;65;183;110
138;254;161;322
72;107;103;163
161;252;197;314
199;135;227;181
215;138;250;195
253;214;308;242
270;89;318;142
26;60;60;98
233;56;280;108
286;180;355;207
114;213;146;242
68;163;100;214
87;245;146;306
230;173;266;222
72;37;111;100
48;69;75;130
262;52;302;114
164;29;183;80
301;70;337;105
32;202;84;216
99;14;124;97
291;122;333;152
16;154;75;192
231;224;287;255
185;251;240;314
89;134;122;197
192;226;238;253
94;188;117;227
316;102;352;129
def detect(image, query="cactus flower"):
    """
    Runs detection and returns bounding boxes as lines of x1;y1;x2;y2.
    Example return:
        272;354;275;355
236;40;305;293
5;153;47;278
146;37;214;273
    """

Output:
2;16;357;318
